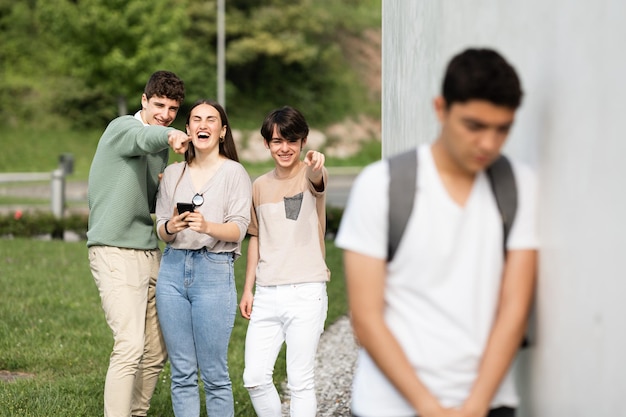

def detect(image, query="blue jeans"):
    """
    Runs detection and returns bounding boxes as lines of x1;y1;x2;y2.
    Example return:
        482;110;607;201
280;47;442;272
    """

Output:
156;247;236;417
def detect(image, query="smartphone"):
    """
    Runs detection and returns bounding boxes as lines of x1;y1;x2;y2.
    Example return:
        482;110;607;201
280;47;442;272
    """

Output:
177;202;195;213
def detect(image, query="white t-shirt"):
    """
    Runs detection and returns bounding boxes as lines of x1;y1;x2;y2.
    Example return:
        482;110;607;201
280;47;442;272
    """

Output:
335;144;538;416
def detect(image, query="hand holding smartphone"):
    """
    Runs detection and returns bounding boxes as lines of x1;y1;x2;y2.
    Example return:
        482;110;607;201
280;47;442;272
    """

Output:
177;202;195;214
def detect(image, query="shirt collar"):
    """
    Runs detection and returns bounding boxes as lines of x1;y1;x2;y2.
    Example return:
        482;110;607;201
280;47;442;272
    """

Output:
134;110;148;126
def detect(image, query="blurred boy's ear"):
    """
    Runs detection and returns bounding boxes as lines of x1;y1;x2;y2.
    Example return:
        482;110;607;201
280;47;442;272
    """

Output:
433;96;448;123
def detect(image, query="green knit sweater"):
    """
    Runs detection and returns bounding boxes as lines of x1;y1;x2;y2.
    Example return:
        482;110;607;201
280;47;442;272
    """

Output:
87;115;172;249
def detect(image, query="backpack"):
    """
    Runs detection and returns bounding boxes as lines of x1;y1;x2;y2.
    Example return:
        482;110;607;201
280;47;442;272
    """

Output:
387;148;528;347
387;148;518;262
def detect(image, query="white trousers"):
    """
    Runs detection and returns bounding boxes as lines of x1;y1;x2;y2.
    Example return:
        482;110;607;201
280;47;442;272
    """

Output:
243;282;328;417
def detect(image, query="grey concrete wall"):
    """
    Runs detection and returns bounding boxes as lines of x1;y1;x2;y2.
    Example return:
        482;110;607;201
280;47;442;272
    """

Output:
382;1;626;415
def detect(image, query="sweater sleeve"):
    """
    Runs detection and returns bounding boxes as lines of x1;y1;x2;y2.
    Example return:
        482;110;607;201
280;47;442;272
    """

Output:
103;116;172;156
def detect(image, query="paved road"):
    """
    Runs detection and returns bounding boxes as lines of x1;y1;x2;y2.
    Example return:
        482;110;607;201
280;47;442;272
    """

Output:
325;169;359;208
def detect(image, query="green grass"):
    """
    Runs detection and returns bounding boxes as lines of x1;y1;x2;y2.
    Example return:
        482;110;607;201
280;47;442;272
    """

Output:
0;196;48;205
0;238;347;416
0;128;100;180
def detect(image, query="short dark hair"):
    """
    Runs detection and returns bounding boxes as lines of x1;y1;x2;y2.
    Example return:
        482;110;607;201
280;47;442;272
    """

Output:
144;70;185;104
442;48;523;109
260;106;309;143
184;99;238;163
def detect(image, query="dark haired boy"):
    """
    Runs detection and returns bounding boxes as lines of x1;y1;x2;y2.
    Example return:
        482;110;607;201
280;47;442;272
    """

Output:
239;106;330;417
87;70;190;417
336;48;538;417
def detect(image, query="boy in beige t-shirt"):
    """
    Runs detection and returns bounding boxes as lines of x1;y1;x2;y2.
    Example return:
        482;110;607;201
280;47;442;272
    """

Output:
239;106;329;417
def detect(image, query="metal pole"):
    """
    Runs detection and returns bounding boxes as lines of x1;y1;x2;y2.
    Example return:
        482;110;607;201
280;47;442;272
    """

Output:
51;168;65;219
217;0;225;107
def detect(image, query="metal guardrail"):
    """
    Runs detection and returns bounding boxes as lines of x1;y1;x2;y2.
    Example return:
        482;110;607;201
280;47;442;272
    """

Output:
0;172;52;183
0;154;74;218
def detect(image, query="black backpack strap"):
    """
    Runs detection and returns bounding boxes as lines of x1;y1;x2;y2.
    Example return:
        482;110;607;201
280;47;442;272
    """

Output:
387;149;417;262
486;155;517;255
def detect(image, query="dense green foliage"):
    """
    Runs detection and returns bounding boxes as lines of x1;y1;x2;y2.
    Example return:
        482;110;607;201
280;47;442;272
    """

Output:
0;238;348;416
0;0;380;130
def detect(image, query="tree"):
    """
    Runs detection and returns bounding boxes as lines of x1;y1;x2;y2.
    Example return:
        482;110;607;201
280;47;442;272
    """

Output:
221;0;378;125
0;0;64;127
35;0;189;127
0;0;380;129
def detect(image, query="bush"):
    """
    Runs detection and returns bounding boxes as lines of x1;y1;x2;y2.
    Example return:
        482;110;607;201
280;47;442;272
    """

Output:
0;211;88;239
326;205;344;240
0;208;342;241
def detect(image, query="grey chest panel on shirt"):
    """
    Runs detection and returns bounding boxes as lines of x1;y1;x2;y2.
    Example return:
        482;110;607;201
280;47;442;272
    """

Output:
284;192;304;220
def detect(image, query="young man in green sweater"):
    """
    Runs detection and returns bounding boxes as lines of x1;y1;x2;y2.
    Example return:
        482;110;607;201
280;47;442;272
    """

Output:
87;70;190;417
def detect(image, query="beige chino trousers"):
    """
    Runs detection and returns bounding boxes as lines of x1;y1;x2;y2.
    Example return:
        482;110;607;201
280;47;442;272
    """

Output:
89;246;167;417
